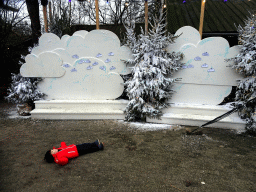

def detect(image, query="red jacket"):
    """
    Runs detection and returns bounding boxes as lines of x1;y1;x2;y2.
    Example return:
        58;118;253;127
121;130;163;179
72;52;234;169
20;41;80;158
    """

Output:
52;142;79;166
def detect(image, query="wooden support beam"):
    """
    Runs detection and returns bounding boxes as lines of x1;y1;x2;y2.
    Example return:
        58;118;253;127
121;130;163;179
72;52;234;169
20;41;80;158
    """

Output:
199;0;206;39
95;0;99;29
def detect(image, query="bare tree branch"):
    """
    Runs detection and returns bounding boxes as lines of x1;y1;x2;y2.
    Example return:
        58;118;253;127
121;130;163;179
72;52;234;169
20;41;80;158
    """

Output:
76;0;150;26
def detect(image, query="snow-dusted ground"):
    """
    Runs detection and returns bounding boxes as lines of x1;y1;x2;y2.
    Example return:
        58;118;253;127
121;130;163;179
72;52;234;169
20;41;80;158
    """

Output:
7;110;31;119
116;120;184;132
4;105;184;131
2;104;31;119
4;104;245;134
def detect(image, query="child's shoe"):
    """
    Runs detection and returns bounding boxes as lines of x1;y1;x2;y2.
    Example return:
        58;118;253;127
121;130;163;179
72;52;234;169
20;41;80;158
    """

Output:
98;142;104;150
94;139;100;146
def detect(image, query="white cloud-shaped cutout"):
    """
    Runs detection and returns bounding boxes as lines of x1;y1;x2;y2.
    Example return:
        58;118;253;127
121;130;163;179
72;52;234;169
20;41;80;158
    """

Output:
61;29;133;75
26;30;133;76
20;52;65;77
20;30;134;100
31;33;67;55
166;26;243;105
37;57;124;100
73;30;89;38
167;26;242;86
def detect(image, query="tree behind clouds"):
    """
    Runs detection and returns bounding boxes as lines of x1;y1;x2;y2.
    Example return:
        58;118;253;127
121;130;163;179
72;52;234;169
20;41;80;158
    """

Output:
25;0;41;45
0;0;32;98
77;0;156;25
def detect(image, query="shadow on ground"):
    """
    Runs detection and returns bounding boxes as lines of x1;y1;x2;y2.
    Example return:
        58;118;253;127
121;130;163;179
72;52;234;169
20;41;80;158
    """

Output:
0;101;255;192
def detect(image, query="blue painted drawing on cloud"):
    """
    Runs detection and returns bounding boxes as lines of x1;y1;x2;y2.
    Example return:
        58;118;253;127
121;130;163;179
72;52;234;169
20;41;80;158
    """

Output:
96;53;102;58
194;56;201;61
208;68;215;72
201;63;208;68
110;66;116;70
85;59;91;63
100;66;106;71
72;54;79;59
79;59;91;64
63;64;70;68
202;52;209;56
105;59;111;63
108;52;114;56
87;65;93;70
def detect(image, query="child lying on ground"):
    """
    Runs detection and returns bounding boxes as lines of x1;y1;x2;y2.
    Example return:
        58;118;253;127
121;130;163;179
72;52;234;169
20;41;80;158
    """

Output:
44;139;104;166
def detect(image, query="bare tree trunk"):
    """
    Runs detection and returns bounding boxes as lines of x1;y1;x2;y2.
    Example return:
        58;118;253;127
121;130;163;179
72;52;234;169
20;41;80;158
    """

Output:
26;0;41;45
43;5;48;32
145;0;148;35
48;1;52;26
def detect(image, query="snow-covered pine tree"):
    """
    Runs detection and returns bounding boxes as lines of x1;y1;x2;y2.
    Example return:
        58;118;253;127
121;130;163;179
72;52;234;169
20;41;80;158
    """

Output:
123;1;184;122
5;45;46;112
5;73;45;106
226;11;256;134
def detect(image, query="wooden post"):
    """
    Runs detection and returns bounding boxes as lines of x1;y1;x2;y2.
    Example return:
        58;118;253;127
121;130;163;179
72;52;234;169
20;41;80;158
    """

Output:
145;0;148;35
199;0;206;39
95;0;99;29
43;5;48;32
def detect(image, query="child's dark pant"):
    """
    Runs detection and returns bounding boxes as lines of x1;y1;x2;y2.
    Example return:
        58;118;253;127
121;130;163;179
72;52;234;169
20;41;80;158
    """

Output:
76;142;99;156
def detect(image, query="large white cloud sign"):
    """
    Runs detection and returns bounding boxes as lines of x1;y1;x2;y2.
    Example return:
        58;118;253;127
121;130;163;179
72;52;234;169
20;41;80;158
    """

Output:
20;30;134;100
167;26;243;105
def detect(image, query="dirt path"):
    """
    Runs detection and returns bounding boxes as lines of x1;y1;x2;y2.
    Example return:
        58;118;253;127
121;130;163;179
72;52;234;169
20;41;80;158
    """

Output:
0;101;255;192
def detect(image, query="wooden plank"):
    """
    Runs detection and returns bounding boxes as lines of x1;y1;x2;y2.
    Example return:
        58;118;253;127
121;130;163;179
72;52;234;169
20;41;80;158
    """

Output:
167;1;181;33
229;1;249;23
183;1;199;30
203;1;220;32
222;1;245;27
232;1;249;17
249;0;256;8
213;1;240;31
233;0;256;21
167;0;256;33
179;3;194;28
206;0;231;32
174;1;187;29
209;1;234;32
188;0;201;30
189;0;212;32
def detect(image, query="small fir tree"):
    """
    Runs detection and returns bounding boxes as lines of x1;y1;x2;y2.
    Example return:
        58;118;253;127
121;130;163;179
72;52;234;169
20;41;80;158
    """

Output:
5;73;45;106
226;11;256;134
123;3;184;122
5;45;46;107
